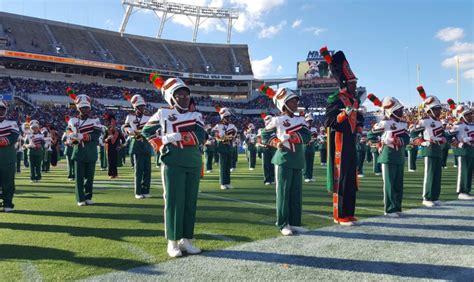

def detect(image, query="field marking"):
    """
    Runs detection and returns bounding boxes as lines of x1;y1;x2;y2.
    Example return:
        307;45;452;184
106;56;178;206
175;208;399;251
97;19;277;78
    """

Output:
20;260;42;282
121;243;155;264
199;192;333;220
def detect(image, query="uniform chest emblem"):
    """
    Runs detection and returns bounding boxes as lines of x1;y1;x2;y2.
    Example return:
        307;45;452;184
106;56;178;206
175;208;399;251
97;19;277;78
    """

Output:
168;114;177;121
390;123;397;130
465;127;469;132
283;120;291;127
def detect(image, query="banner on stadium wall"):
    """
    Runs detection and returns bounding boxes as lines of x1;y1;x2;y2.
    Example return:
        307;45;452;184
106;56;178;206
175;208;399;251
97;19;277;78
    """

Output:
0;50;125;71
297;50;338;89
0;50;254;81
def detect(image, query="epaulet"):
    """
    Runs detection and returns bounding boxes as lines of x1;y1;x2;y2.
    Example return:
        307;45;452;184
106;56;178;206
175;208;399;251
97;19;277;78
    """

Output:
327;91;340;104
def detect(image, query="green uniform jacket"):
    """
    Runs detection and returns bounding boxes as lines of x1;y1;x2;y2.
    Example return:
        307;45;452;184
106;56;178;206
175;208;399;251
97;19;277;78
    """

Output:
368;120;410;165
68;117;102;163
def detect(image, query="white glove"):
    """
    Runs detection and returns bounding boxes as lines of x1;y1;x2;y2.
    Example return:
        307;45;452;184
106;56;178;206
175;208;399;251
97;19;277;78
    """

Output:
162;132;182;145
383;137;394;145
280;133;291;143
458;142;464;148
421;141;431;147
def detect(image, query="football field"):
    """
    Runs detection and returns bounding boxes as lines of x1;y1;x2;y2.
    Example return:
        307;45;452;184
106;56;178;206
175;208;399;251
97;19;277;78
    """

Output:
0;154;462;280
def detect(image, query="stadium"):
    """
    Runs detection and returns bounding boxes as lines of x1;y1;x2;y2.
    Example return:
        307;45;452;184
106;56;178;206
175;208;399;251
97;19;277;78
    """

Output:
0;0;473;281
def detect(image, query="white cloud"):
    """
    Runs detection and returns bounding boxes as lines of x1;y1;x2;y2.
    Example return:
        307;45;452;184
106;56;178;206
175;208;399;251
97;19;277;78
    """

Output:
446;78;456;84
436;27;464;42
463;69;474;82
442;53;474;69
258;21;286;39
251;55;273;78
276;65;283;72
291;19;301;28
447;41;474;54
303;26;327;36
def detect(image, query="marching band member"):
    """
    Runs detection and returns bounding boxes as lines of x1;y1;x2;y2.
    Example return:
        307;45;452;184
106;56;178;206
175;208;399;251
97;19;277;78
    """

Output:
368;128;382;176
213;106;237;189
15;137;23;173
123;92;153;199
41;127;52;172
21;116;31;168
231;132;240;172
356;130;368;178
98;129;108;171
367;94;409;217
104;113;124;179
317;127;327;167
62;116;75;181
142;75;206;258
322;46;364;226
304;113;317;183
261;86;311;235
406;121;419;172
257;113;276;185
203;125;216;173
448;103;473;200
0;101;20;212
65;88;102;206
25;120;44;183
244;123;257;170
410;86;450;207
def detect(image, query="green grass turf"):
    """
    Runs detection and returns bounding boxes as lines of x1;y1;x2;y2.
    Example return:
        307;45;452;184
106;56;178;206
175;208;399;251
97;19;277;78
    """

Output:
0;154;460;280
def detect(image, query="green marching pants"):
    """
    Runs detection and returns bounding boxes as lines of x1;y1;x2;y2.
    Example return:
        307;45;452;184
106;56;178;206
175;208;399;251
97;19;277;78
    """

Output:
441;146;449;168
213;150;219;164
381;163;404;213
231;147;238;169
372;151;382;174
16;152;22;173
219;152;231;185
0;163;16;209
155;152;161;168
408;147;418;171
456;156;473;195
319;149;327;165
275;165;302;230
75;161;96;202
161;165;200;240
23;149;29;167
42;151;51;172
357;150;366;175
205;151;214;171
29;155;42;181
454;156;458;167
66;153;75;179
247;147;256;169
366;149;373;163
422;157;442;201
262;149;275;184
99;146;107;169
303;149;315;180
133;154;151;196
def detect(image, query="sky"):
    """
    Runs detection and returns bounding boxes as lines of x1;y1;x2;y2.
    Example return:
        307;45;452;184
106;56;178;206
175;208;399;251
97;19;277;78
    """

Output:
0;0;472;108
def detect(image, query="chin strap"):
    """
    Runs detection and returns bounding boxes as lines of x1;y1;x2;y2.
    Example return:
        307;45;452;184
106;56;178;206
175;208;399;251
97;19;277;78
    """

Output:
171;96;187;111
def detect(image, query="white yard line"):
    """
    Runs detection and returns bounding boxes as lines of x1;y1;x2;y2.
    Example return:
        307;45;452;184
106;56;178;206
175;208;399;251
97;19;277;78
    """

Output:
21;260;42;282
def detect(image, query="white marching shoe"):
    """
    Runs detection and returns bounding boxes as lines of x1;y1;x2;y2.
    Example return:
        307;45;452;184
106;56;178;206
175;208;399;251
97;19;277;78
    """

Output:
264;182;271;186
422;200;435;207
143;194;152;198
304;179;311;183
458;193;474;200
220;185;228;190
77;202;87;206
135;194;145;199
85;200;94;205
226;184;233;189
280;225;293;236
167;240;182;258
178;239;201;254
384;212;400;218
357;174;365;178
206;170;212;173
3;207;14;212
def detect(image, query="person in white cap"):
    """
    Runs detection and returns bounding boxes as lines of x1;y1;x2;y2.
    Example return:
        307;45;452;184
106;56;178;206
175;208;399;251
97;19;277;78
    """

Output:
256;113;276;185
0;100;20;212
123;93;153;199
410;86;451;207
41;127;52;173
213;106;237;189
21;116;31;168
448;104;473;200
142;76;207;258
260;86;311;236
303;113;318;183
367;94;409;217
25;119;44;183
244;123;257;170
65;88;102;206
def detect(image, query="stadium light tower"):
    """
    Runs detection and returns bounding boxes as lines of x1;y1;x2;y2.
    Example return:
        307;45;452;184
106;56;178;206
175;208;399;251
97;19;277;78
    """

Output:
119;0;239;43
